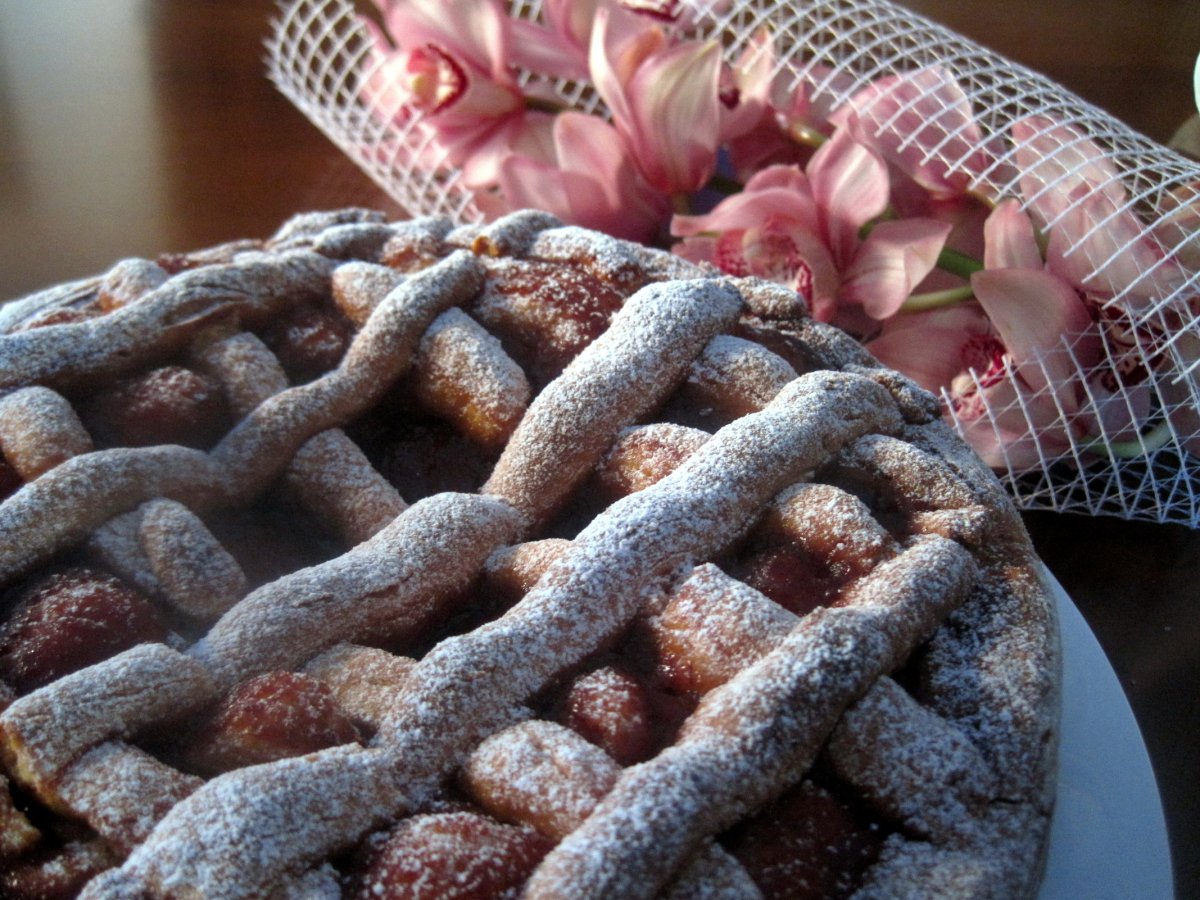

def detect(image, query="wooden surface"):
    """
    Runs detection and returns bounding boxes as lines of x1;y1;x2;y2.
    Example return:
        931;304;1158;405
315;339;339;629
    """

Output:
0;1;1197;895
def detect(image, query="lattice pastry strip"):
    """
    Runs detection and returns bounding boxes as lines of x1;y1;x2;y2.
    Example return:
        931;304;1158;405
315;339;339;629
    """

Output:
524;535;976;898
0;228;422;868
93;499;250;621
0;213;530;883
0;387;94;481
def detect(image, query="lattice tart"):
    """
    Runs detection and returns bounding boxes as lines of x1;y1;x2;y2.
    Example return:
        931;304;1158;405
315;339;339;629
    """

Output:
0;209;1059;898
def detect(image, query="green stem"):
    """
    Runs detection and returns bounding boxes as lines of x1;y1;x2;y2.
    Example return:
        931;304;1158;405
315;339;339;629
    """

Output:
787;122;828;149
1083;420;1175;459
937;246;984;280
901;284;976;312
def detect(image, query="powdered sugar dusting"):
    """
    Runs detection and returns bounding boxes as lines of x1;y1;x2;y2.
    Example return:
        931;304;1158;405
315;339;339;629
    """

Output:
0;250;335;392
140;499;247;619
99;745;400;900
687;334;798;414
528;226;649;292
595;423;711;499
375;372;904;790
648;563;797;693
331;261;406;327
0;386;93;479
0;209;1058;897
461;707;761;899
0;445;225;584
525;537;976;898
467;210;563;258
483;279;744;527
285;429;407;545
190;492;521;690
97;258;169;310
413;307;530;448
303;644;416;729
827;676;998;844
0;643;215;788
463;720;620;840
56;741;203;853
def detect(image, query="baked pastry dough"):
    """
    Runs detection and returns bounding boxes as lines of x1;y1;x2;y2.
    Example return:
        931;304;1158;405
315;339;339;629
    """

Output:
0;209;1058;898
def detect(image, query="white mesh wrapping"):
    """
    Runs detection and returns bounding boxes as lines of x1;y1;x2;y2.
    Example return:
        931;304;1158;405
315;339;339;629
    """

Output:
267;0;1200;526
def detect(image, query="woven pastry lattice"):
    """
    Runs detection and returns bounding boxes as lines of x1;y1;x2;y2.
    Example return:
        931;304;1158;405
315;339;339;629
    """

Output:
267;0;1200;527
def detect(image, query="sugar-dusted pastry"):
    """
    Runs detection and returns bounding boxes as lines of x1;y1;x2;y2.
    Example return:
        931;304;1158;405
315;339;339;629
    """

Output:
0;209;1057;899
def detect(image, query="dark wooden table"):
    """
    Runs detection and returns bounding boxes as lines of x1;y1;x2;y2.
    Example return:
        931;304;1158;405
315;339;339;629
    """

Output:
1;1;1197;895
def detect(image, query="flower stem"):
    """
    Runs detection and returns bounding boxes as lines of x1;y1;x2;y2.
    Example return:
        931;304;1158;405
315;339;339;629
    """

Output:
937;247;984;279
901;284;976;312
1084;420;1175;459
787;122;827;149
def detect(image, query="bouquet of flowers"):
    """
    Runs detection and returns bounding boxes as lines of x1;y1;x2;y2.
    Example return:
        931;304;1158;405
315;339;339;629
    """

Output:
269;0;1200;527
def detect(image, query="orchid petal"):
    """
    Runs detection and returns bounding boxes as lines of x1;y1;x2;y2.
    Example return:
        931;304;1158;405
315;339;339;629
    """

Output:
670;185;818;237
1163;333;1200;456
807;130;890;266
829;66;990;197
983;199;1043;271
841;218;952;319
456;111;555;189
867;322;984;393
1082;374;1154;445
671;165;819;237
625;38;722;193
970;267;1092;404
1011;115;1126;228
508;0;604;78
378;0;512;84
553;112;628;193
719;29;776;142
1047;195;1182;308
1153;182;1200;271
589;7;661;129
554;112;671;232
496;112;667;243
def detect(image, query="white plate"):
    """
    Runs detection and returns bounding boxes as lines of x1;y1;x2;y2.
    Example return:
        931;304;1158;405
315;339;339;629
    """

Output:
1038;567;1173;898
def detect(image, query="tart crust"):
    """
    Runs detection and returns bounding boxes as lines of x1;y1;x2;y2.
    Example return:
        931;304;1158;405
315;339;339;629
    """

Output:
0;209;1058;899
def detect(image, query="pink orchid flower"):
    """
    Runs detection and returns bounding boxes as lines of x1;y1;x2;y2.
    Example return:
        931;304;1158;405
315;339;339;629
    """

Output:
1162;332;1200;458
1153;181;1200;273
371;0;518;107
365;0;548;188
985;182;1180;454
1011;115;1184;310
589;6;723;196
671;165;839;311
867;302;1080;470
496;111;671;243
718;29;777;144
867;306;1069;469
829;65;996;201
865;198;1105;468
672;131;950;323
507;0;603;81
